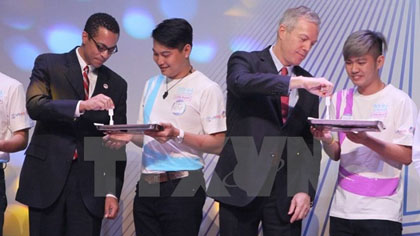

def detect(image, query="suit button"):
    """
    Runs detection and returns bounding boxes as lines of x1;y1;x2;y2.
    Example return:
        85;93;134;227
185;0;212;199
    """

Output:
296;152;300;156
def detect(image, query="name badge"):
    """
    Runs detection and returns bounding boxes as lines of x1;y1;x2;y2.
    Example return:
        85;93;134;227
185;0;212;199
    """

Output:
171;100;186;116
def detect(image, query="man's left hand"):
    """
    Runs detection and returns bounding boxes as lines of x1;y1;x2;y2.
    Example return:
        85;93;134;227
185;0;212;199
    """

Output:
104;196;119;219
288;192;311;223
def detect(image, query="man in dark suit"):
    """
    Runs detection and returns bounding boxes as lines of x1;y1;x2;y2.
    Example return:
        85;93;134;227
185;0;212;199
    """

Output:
16;13;127;236
208;6;332;236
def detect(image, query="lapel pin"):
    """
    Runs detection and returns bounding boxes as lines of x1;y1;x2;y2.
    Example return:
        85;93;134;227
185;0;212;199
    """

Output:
103;83;109;89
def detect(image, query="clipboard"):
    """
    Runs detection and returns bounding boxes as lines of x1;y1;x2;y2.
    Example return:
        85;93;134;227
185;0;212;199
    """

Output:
96;124;164;133
308;117;385;132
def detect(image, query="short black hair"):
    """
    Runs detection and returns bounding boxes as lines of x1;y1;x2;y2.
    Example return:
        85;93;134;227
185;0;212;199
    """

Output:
84;13;120;37
152;18;193;50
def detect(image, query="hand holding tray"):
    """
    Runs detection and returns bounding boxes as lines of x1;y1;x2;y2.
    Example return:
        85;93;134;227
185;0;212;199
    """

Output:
95;123;164;134
308;117;385;132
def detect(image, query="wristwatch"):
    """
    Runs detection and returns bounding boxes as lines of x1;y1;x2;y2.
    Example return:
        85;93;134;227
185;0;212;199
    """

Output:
174;128;184;143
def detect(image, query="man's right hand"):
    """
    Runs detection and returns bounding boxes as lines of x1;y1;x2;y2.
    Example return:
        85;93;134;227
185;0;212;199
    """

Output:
80;94;115;112
290;76;333;97
310;126;333;143
103;133;133;150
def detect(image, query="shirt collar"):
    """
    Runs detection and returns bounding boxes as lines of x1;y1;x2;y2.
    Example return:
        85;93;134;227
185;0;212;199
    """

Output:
76;47;95;73
269;45;292;75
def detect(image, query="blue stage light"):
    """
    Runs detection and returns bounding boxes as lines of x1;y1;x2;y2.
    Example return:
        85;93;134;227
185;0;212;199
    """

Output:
2;17;33;31
46;25;81;53
123;9;155;39
230;36;261;52
159;0;198;20
190;42;216;63
5;38;40;71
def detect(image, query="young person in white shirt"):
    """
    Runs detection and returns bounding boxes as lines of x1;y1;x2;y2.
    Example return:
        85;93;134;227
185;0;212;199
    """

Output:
0;72;33;236
311;30;417;236
105;18;226;236
413;114;420;177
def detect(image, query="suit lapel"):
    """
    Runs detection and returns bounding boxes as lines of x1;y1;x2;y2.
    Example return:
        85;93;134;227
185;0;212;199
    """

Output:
259;47;279;74
259;47;286;124
92;67;110;97
64;48;85;100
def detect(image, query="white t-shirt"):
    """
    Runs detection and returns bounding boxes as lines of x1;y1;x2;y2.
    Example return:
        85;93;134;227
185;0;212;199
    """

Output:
138;70;226;173
412;113;420;176
0;72;33;162
329;84;417;222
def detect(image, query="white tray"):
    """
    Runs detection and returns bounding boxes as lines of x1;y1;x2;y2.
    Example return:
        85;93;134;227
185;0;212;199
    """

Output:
308;117;385;132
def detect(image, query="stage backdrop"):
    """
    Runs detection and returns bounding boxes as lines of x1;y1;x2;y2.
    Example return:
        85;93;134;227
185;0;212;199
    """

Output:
1;0;419;235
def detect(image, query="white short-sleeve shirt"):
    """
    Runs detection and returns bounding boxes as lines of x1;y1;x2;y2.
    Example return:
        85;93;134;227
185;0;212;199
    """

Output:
330;84;417;222
138;70;226;173
0;72;33;162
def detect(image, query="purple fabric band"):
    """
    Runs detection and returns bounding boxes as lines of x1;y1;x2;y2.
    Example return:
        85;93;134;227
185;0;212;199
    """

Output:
338;166;399;197
336;88;354;144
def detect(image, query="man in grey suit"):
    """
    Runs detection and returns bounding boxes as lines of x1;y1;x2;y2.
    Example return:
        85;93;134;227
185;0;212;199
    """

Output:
16;13;127;236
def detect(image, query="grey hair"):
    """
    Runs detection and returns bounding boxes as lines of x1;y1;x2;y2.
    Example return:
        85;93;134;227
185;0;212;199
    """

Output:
343;30;388;60
278;5;321;31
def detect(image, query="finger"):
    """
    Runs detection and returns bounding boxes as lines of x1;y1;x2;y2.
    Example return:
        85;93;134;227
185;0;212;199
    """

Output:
105;140;113;148
102;139;109;147
109;99;115;109
290;211;299;223
113;142;124;150
297;207;307;220
105;201;116;218
288;199;296;215
109;142;117;150
108;207;116;219
102;99;110;110
104;206;110;218
105;98;113;109
106;208;114;219
291;203;306;222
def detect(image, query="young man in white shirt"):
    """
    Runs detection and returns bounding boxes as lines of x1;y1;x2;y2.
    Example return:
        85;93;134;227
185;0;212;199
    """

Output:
105;18;226;236
312;30;417;236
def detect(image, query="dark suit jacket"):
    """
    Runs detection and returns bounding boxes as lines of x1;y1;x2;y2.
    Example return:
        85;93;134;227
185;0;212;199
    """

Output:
16;47;127;218
208;47;321;219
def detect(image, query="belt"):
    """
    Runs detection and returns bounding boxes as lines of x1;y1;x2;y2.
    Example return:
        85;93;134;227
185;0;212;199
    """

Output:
142;171;190;184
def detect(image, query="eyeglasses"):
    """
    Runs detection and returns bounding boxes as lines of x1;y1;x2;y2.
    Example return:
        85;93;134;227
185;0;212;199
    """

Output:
87;32;118;54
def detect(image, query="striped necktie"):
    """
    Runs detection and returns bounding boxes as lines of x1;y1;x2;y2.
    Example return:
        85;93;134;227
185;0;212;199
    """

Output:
280;67;289;124
82;65;90;100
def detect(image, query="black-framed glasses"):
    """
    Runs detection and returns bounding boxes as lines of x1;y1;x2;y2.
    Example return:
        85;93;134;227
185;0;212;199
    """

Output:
87;32;118;54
